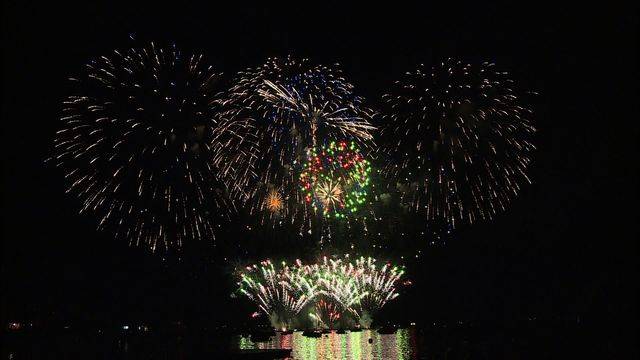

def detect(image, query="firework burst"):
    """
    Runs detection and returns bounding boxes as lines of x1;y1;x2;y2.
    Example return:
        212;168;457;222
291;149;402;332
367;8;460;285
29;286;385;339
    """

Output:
238;260;318;330
51;41;242;252
353;257;404;327
381;58;536;228
309;299;342;329
299;141;372;219
313;256;404;327
315;269;367;324
222;56;376;226
263;189;284;214
237;256;404;329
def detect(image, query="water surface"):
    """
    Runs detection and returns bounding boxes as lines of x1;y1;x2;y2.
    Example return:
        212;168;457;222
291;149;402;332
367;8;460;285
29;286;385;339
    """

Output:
237;328;417;360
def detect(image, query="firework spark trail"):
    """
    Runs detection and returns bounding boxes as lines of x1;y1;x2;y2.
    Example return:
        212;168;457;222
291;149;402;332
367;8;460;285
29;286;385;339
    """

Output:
313;256;404;321
309;299;342;329
259;80;376;142
238;260;318;329
221;56;376;226
381;58;536;228
237;256;404;328
353;257;404;313
51;41;246;252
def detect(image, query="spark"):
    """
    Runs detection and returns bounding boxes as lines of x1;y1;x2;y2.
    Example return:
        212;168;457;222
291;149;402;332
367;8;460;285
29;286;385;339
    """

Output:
380;59;536;228
264;189;284;213
300;141;372;219
222;56;376;227
236;256;404;329
51;41;243;252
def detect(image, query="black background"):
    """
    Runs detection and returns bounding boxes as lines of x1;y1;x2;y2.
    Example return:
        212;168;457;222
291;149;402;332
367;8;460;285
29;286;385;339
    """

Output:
1;0;637;349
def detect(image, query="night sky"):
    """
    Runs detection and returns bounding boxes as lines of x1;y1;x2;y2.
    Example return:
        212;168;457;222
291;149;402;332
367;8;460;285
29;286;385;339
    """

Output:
1;1;636;338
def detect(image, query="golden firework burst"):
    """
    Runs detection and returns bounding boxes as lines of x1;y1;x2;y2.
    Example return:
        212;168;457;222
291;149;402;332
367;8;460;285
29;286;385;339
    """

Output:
264;190;284;213
316;179;343;210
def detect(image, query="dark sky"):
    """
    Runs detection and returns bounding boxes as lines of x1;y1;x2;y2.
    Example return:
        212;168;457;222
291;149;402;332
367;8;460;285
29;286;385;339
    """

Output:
1;2;637;329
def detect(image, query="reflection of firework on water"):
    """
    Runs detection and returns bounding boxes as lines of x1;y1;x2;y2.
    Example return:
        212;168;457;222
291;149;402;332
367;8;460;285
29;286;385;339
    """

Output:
237;256;404;329
222;56;376;225
51;41;242;252
300;141;372;219
238;260;317;330
381;59;536;228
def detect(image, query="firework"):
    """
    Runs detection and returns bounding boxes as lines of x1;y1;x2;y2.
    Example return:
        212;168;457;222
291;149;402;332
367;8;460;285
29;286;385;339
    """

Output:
222;56;376;225
237;256;404;329
314;266;367;325
313;256;404;327
238;260;317;330
264;188;284;213
353;257;404;327
300;141;372;218
381;59;536;228
309;299;342;329
51;41;241;252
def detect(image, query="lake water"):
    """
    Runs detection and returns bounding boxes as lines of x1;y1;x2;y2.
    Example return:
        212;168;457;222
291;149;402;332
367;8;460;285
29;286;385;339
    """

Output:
4;323;616;359
237;328;417;360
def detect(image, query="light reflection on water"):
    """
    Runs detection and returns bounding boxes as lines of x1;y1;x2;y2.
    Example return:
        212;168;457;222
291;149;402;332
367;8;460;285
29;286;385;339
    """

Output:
238;328;416;360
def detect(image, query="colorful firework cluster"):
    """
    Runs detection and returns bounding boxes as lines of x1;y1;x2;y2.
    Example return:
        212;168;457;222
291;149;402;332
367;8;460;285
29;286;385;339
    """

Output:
237;256;404;330
220;56;376;226
51;41;538;331
300;141;372;218
52;39;536;253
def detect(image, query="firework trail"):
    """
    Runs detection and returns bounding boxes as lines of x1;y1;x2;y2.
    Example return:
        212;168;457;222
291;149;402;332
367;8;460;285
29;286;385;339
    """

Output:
309;299;342;329
380;58;536;228
313;256;404;327
353;257;404;327
238;260;317;329
51;41;246;252
314;260;367;322
237;256;404;329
